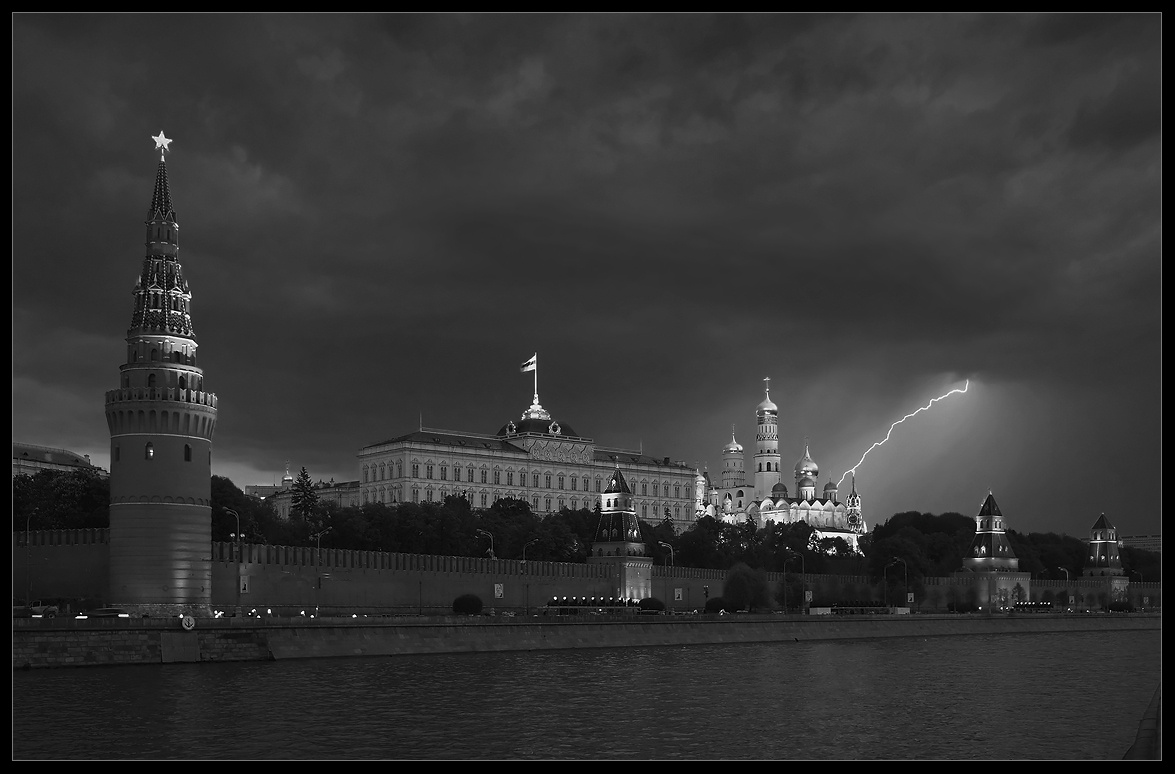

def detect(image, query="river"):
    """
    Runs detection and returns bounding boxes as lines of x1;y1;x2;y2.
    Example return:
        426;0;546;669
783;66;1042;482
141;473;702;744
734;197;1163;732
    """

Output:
12;629;1160;759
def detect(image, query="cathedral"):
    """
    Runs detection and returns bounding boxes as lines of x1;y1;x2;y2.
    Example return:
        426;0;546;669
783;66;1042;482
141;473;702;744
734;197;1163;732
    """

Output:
703;380;867;552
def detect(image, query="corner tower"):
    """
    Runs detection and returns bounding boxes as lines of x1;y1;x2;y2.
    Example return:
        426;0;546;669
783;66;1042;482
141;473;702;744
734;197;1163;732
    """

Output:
754;378;781;500
104;133;218;614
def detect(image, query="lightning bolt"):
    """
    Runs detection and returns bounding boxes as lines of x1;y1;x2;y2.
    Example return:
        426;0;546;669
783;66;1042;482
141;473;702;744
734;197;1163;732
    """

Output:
837;379;970;488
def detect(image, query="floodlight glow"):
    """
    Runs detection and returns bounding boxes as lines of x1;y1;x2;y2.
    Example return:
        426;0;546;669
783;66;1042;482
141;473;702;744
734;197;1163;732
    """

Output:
837;380;970;487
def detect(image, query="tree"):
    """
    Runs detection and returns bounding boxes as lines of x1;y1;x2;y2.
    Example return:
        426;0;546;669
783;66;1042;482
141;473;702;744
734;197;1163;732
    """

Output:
290;467;318;522
723;562;771;612
12;469;110;531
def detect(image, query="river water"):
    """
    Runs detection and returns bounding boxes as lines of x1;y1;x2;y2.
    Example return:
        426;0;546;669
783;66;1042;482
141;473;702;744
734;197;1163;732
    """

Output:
13;629;1160;760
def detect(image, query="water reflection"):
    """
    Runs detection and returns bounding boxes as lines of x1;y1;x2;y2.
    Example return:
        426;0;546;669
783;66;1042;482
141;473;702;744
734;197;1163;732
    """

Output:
13;630;1160;760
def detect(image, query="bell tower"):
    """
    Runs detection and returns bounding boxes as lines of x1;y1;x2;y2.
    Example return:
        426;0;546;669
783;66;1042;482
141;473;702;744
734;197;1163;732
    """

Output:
104;132;218;615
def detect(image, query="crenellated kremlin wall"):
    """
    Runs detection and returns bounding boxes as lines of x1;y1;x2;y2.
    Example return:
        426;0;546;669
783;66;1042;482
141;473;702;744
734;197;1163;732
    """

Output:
12;529;1161;617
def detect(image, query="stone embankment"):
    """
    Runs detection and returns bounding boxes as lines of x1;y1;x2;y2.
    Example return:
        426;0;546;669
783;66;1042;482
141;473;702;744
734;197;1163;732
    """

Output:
12;611;1160;670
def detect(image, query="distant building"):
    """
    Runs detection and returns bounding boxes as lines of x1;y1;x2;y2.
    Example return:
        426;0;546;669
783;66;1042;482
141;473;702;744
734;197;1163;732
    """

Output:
244;463;295;500
268;479;361;519
12;442;107;479
1118;534;1162;553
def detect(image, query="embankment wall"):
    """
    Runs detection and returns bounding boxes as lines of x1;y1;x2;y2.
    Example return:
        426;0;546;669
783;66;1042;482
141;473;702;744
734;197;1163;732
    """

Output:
12;612;1161;670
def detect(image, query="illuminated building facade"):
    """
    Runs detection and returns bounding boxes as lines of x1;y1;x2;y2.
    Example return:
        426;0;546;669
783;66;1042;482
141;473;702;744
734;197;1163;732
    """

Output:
104;135;219;613
357;387;702;533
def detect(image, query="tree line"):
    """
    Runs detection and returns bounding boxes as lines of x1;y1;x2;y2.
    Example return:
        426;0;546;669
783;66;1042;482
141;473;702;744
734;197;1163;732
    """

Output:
11;468;1161;583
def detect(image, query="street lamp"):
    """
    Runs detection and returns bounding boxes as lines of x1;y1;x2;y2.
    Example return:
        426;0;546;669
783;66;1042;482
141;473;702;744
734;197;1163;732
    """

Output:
1057;566;1070;581
522;538;539;564
476;529;495;559
310;526;331;616
225;508;240;615
888;558;908;608
658;542;674;567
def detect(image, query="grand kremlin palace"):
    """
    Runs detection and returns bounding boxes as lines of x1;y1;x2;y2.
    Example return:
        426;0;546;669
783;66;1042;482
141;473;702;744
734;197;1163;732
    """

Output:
353;389;704;534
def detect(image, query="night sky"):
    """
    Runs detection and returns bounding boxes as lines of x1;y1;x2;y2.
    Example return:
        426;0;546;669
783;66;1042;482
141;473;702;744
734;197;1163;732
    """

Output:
12;14;1162;538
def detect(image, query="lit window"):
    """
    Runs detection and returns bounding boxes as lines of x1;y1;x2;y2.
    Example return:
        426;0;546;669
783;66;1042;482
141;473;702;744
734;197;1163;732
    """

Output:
145;442;154;459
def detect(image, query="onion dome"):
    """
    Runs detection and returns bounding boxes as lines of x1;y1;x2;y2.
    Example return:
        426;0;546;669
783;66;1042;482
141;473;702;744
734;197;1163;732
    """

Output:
798;476;815;488
756;380;778;414
824;479;837;493
771;481;788;497
795;444;818;478
723;432;743;453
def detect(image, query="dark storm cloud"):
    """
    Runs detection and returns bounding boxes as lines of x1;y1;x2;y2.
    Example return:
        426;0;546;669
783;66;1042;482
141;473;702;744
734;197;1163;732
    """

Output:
11;13;1161;536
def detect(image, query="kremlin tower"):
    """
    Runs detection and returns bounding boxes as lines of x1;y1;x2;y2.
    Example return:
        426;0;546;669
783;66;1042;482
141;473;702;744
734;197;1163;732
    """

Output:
588;467;652;601
104;133;218;614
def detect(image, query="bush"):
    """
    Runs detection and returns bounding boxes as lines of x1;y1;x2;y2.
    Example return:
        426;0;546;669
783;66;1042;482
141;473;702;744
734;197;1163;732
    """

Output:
452;593;483;615
637;597;666;612
704;596;729;614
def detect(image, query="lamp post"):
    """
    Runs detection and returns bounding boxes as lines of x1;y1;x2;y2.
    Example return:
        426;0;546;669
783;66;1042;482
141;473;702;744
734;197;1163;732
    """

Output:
476;529;495;559
522;538;539;565
658;542;674;567
310;526;331;616
225;508;240;615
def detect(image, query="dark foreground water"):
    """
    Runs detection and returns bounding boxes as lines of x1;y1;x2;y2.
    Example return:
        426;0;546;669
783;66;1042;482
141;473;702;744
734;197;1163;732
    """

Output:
12;629;1161;760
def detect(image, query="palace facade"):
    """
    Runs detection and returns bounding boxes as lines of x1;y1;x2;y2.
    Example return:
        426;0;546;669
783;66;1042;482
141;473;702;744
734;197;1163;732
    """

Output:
356;391;703;533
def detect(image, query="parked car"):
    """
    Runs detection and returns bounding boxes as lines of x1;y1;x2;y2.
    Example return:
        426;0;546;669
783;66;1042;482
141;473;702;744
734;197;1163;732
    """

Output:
12;600;58;618
75;608;130;619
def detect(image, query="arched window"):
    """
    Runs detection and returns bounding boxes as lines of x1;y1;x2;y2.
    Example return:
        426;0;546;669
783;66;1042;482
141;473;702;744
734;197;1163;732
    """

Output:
114;446;120;462
151;349;159;361
147;374;157;388
184;444;191;462
178;376;187;390
145;442;154;459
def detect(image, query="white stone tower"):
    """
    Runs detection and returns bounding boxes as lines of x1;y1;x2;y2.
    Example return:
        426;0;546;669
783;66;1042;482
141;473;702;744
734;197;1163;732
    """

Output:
754;377;781;500
104;133;218;615
721;426;745;488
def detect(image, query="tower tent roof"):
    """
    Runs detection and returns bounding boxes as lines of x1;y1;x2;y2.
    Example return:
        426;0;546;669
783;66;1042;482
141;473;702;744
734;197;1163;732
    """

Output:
149;159;175;222
1091;513;1116;531
605;467;632;495
977;492;1003;518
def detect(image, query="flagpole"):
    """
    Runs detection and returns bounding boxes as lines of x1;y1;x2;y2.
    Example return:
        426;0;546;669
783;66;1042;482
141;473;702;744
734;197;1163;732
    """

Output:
533;355;538;402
